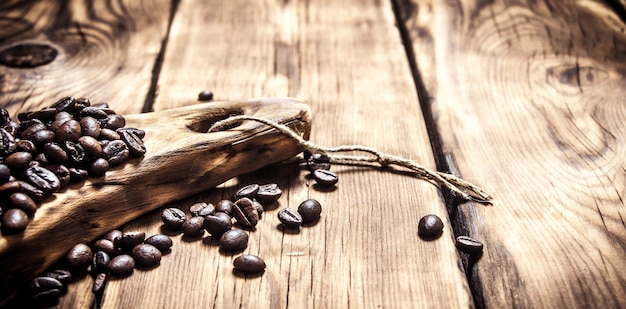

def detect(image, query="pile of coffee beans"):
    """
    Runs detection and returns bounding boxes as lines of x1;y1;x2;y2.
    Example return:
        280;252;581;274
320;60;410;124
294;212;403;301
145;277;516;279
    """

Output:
0;96;146;235
26;229;172;306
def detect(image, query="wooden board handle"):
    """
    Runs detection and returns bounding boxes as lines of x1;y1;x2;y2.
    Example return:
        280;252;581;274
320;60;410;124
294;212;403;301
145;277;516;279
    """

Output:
0;97;311;303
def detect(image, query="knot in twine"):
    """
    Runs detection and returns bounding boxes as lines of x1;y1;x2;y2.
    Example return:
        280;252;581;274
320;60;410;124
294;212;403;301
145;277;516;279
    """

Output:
208;115;493;204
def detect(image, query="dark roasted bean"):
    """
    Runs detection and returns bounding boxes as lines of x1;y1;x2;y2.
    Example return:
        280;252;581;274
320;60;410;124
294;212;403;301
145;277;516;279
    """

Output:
66;243;92;273
69;167;89;182
1;208;29;234
28;276;64;302
215;199;234;215
161;207;186;229
42;269;72;285
88;158;109;177
232;197;259;229
50;96;75;112
198;90;213;101
49;111;72;132
144;234;173;252
79;106;108;119
15;139;36;153
103;114;125;130
312;169;338;187
235;184;259;200
0;164;11;183
92;272;108;294
307;152;331;172
203;213;232;237
92;239;117;257
43;142;68;164
233;254;266;274
455;236;484;255
8;192;37;216
108;254;135;276
64;141;86;163
4;151;33;171
117;127;145;139
25;164;60;194
255;183;282;205
79;116;101;138
297;199;322;224
102;140;129;165
189;202;215;217
103;230;123;243
277;208;303;229
114;231;146;250
418;214;444;239
46;164;71;189
16;180;45;202
99;128;120;140
30;129;55;146
0;108;10;126
131;243;161;267
78;136;102;157
28;108;57;122
219;229;248;252
55;119;81;143
91;251;111;274
182;216;205;237
119;129;145;157
0;128;16;156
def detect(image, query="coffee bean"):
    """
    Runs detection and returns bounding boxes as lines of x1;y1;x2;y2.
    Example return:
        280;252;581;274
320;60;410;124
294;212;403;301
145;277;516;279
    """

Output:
219;229;248;252
455;236;484;255
28;276;64;302
189;202;215;217
103;230;123;243
50;97;75;112
99;128;120;140
297;199;322;224
30;129;56;146
108;254;135;276
0;128;16;156
103;114;125;130
88;158;109;177
42;269;72;285
255;183;282;205
17;180;45;202
92;272;108;294
114;231;146;250
42;142;68;163
277;208;303;229
68;167;89;182
0;163;10;183
118;129;145;157
307;152;331;172
64;141;86;164
232;197;259;229
8;192;37;216
161;207;186;229
15;139;36;153
203;213;232;237
215;199;234;215
131;243;162;267
198;90;214;101
235;184;259;200
66;243;92;273
233;254;266;274
91;251;111;274
312;169;338;187
77;136;102;158
102;140;129;166
1;208;29;234
25;164;61;194
181;216;205;237
144;234;173;252
92;239;117;257
55;119;81;143
46;164;71;189
5;151;33;172
79;116;101;138
79;107;108;120
418;214;444;239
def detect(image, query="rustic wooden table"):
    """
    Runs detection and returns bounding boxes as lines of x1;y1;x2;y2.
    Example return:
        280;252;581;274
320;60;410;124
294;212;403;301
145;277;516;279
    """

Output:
1;0;625;308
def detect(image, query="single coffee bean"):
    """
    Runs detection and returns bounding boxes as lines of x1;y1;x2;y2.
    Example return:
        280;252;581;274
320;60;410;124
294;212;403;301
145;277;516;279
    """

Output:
278;208;303;229
312;169;338;187
182;216;205;237
219;229;248;252
232;197;259;229
66;243;92;273
92;272;108;294
418;214;444;239
49;96;75;112
55;119;82;143
49;111;72;132
233;254;266;274
64;141;86;163
1;208;29;234
198;90;214;101
4;151;33;172
99;128;120;140
92;239;117;257
307;152;331;172
297;199;322;224
68;167;89;182
114;231;146;250
103;114;125;130
28;276;64;302
131;243;162;267
79;116;101;138
118;129;145;157
78;136;102;157
235;184;259;200
144;234;173;252
8;192;37;216
0;180;20;195
108;254;135;276
42;269;72;285
103;230;123;243
455;236;484;255
215;199;234;215
79;106;108;119
118;127;145;139
91;251;111;274
16;180;45;202
0;163;11;183
102;140;129;165
0;128;16;156
15;139;36;152
88;158;109;177
25;164;61;194
255;183;282;205
42;142;68;163
161;207;187;229
28;107;57;122
203;213;232;237
30;129;56;146
189;202;215;217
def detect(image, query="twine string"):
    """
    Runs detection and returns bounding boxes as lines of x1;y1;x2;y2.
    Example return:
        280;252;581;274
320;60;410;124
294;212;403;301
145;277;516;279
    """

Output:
208;115;493;204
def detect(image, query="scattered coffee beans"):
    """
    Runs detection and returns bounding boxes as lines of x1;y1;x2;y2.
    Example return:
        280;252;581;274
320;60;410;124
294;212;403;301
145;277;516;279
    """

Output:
418;214;444;239
235;184;260;200
277;208;303;229
161;207;187;229
182;216;205;237
215;199;234;215
312;169;338;187
204;212;232;237
131;243;162;268
114;231;146;250
455;236;484;255
219;229;249;252
66;243;92;273
197;90;214;101
109;254;135;276
232;197;259;229
233;254;266;274
189;202;215;217
255;183;282;205
297;199;322;224
28;276;64;303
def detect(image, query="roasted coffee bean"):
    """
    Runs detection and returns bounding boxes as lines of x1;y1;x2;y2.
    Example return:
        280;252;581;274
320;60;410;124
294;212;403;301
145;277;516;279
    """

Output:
92;251;111;274
28;107;57;122
30;129;56;146
255;183;282;205
20;121;46;139
312;169;338;187
108;254;135;276
5;151;33;171
182;216;205;237
103;230;123;243
297;199;322;224
17;180;45;202
77;136;102;157
43;142;68;163
131;243;162;267
102;140;129;165
8;192;37;216
161;207;186;229
215;199;234;215
203;213;232;237
1;208;29;234
103;114;125;130
55;119;81;143
219;229;248;252
0;163;10;183
79;106;108;119
144;234;173;252
418;214;444;239
455;236;484;255
74;97;91;109
189;202;215;217
233;254;266;274
118;129;145;157
92;239;117;257
50;96;75;112
0;180;20;195
117;127;145;139
68;167;89;182
25;164;61;194
79;116;101;138
64;141;86;163
28;276;64;302
277;208;303;229
0;128;16;156
307;152;331;172
114;231;146;250
233;197;259;229
49;111;72;132
88;158;109;177
99;128;120;140
15;139;36;153
92;272;108;294
42;269;72;285
46;164;71;189
235;184;259;200
198;90;214;101
66;243;92;273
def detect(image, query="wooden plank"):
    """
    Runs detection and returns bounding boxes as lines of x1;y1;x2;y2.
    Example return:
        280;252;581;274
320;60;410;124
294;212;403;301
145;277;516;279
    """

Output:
49;0;472;308
397;0;626;307
0;0;172;115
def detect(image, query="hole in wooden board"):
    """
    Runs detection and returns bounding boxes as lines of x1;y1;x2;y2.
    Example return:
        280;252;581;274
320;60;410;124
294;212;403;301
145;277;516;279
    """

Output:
185;108;244;133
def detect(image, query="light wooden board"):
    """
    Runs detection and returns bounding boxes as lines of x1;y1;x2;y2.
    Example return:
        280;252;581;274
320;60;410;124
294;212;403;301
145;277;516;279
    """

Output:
398;0;626;307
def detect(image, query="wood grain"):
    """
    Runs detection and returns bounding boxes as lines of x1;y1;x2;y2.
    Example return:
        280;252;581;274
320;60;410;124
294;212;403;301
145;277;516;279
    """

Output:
0;0;172;115
398;0;626;307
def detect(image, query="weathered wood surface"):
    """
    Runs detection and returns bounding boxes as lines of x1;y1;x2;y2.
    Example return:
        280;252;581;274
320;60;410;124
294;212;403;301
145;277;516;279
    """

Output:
397;0;626;308
1;1;473;309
